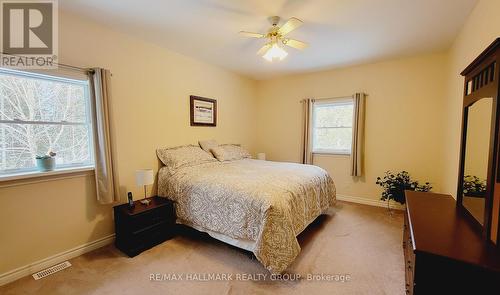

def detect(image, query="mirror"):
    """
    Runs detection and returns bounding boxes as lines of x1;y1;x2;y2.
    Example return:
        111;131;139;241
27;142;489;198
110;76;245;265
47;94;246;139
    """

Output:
462;97;493;225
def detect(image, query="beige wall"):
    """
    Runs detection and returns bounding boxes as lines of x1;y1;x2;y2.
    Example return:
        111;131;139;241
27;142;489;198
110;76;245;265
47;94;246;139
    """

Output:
2;0;498;281
442;0;500;196
255;53;448;200
0;11;257;274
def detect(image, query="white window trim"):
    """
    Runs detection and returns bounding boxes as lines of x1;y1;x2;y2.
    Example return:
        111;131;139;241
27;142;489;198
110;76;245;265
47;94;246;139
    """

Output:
311;97;354;156
0;68;95;178
314;97;353;105
313;149;351;156
0;165;94;182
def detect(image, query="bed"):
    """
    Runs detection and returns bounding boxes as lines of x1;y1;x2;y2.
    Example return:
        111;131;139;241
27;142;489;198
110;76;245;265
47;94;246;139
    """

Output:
156;145;336;273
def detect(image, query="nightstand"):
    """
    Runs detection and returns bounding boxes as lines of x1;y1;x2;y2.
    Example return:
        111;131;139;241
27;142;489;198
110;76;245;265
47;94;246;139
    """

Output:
114;196;175;257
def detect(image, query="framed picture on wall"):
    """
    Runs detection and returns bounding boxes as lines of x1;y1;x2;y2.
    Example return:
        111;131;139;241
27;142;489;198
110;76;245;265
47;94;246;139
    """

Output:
190;96;217;126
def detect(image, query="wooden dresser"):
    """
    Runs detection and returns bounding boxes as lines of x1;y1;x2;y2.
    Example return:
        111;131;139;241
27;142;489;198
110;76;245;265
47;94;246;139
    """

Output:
403;191;500;294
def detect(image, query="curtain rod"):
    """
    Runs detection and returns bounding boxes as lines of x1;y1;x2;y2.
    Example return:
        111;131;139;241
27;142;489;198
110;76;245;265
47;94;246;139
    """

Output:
0;52;93;74
58;63;94;74
300;93;368;103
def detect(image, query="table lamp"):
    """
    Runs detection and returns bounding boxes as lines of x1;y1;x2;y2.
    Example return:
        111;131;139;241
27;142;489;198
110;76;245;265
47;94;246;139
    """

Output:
136;169;154;204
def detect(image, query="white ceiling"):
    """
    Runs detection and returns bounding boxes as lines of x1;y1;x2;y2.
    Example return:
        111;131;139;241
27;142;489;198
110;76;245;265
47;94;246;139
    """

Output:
60;0;478;80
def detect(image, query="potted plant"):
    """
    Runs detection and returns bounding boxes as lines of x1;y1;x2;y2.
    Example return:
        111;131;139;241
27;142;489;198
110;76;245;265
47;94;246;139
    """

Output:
463;175;487;198
36;151;57;172
376;171;432;210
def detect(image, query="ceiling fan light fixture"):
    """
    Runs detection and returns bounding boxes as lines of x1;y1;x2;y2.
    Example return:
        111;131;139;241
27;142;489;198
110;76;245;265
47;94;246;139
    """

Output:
263;43;288;62
240;16;306;62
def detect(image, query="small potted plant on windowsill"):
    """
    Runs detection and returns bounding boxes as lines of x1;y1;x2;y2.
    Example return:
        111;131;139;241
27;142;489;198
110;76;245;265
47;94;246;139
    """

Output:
376;171;432;212
36;151;57;172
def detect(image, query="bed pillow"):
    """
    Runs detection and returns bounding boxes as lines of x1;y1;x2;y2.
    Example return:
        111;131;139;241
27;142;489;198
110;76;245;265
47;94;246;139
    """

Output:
210;144;251;162
198;139;219;153
156;145;217;170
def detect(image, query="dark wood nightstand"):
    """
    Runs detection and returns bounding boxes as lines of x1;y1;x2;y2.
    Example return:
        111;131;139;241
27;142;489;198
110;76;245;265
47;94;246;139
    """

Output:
114;196;175;257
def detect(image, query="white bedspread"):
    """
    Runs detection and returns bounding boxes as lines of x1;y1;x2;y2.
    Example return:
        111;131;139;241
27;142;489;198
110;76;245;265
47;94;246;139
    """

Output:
157;159;336;273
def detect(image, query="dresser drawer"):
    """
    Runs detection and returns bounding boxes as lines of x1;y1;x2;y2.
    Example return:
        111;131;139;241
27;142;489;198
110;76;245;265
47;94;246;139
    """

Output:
403;209;416;294
122;221;173;257
403;217;409;249
128;204;173;233
405;271;414;295
405;237;415;264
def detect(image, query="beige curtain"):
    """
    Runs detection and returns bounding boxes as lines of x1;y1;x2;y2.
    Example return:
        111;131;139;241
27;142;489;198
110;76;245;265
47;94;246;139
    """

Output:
350;93;366;176
302;98;315;164
89;68;118;204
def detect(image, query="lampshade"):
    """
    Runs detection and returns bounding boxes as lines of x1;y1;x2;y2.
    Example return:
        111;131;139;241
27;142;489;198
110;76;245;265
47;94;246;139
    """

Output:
135;169;154;186
263;43;288;62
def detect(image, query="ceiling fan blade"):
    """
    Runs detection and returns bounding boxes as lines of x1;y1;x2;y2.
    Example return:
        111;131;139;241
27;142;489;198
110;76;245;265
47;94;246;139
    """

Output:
239;31;265;38
284;38;308;50
278;17;303;36
257;44;271;55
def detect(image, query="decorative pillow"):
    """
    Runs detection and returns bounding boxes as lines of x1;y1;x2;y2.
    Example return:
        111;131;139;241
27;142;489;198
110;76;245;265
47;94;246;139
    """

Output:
156;145;217;170
199;139;219;153
210;144;251;162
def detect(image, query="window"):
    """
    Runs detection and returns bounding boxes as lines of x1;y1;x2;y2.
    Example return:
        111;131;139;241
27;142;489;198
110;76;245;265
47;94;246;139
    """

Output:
0;68;94;176
312;98;354;155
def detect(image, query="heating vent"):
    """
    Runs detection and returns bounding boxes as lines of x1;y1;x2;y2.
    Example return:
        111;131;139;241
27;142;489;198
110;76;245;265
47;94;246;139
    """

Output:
32;261;71;280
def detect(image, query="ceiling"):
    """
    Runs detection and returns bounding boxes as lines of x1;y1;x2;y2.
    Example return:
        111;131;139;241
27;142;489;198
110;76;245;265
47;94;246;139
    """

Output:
59;0;478;80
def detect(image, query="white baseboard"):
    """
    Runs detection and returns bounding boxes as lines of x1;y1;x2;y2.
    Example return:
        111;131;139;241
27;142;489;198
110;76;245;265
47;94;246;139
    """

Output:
0;234;115;286
337;194;405;210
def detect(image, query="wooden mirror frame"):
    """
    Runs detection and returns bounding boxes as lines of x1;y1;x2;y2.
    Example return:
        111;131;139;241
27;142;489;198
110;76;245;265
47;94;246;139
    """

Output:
457;38;500;242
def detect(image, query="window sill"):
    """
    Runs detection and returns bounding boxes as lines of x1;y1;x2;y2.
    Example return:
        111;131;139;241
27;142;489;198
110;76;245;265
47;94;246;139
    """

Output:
0;166;95;186
313;151;351;156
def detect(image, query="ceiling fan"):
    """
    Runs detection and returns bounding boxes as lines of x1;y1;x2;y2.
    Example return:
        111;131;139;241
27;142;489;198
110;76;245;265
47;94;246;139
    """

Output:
239;16;308;62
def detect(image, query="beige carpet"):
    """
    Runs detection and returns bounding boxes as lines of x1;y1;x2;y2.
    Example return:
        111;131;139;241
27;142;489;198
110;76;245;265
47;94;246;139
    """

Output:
0;201;405;295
